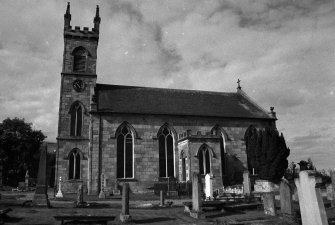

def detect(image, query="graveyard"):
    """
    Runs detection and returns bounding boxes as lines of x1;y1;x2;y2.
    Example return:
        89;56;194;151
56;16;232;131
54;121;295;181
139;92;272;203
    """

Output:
1;169;335;224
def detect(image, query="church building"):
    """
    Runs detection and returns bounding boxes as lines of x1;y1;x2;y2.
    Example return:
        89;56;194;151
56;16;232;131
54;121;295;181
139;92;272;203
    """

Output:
56;3;277;194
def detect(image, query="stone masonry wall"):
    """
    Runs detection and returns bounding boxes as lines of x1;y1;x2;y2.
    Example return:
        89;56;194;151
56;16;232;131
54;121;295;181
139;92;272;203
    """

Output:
87;113;272;194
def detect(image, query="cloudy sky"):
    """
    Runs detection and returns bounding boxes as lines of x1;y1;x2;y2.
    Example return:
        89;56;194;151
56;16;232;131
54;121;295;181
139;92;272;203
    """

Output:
0;0;334;170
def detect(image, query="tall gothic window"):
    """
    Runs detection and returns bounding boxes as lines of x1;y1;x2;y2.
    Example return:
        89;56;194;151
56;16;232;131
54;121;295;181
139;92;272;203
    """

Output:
72;47;88;72
180;151;186;181
69;149;81;179
158;126;174;177
70;102;83;136
117;125;133;179
198;145;211;175
220;135;226;175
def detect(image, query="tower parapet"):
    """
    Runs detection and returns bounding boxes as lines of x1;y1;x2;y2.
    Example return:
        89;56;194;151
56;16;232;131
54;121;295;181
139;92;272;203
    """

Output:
63;2;100;41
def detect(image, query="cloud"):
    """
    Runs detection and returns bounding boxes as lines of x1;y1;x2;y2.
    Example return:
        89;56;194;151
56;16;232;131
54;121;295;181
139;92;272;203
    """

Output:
0;0;335;170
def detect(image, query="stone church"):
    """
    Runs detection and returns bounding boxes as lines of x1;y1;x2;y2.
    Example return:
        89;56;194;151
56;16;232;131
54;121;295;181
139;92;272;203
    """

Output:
56;3;277;194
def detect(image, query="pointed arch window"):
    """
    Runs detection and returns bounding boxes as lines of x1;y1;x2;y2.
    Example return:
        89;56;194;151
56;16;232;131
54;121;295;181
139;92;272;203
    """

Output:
70;102;83;136
116;125;133;179
197;145;212;175
72;47;89;72
158;126;174;178
180;151;187;181
69;149;81;180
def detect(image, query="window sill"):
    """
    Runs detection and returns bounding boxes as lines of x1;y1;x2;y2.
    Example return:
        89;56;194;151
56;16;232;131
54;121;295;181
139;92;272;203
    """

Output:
117;178;138;182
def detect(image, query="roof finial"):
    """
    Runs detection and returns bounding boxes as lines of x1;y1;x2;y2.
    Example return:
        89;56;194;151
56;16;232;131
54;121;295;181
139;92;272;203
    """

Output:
66;2;70;15
64;2;71;30
237;78;241;90
93;5;101;33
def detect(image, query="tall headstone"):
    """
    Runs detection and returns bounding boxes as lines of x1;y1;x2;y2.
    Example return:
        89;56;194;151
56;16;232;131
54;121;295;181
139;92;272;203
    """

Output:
77;184;84;205
243;170;251;195
56;176;63;198
330;170;335;207
295;170;328;225
25;170;29;190
280;179;293;215
99;173;106;199
190;172;202;219
205;174;213;200
120;183;131;223
159;190;165;207
33;143;50;207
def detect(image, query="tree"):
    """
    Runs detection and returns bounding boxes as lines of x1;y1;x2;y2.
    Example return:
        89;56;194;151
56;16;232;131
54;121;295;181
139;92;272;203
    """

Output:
245;126;290;183
0;118;46;186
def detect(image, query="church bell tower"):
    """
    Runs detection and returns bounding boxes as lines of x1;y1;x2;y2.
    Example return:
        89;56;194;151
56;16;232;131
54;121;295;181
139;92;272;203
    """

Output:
56;3;100;192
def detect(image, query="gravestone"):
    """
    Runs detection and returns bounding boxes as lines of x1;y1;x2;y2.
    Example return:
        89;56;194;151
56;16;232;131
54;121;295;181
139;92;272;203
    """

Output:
280;179;293;215
120;183;131;223
99;173;106;199
326;184;333;201
330;170;335;207
254;180;276;216
159;190;165;207
56;176;63;198
243;170;251;195
25;170;29;190
33;143;50;207
114;180;121;195
205;174;213;200
190;172;202;219
77;184;84;205
295;170;328;225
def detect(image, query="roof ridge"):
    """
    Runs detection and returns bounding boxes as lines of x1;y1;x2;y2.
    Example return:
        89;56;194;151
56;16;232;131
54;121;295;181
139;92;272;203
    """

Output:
96;83;236;95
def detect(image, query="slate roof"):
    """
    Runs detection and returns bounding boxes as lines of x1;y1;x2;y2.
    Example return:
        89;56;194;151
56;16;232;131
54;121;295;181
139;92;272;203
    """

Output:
95;84;274;120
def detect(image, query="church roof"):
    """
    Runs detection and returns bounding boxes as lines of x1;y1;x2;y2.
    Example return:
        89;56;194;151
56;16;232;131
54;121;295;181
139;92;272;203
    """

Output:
94;84;275;120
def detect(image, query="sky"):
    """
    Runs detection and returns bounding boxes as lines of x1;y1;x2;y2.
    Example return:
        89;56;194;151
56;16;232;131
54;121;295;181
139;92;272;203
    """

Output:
0;0;334;170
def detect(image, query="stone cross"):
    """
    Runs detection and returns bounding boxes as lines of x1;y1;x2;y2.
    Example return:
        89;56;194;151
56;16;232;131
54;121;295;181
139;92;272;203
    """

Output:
280;178;293;215
120;183;131;223
190;172;202;219
243;170;251;195
55;176;63;198
295;170;328;225
205;174;213;200
99;173;106;199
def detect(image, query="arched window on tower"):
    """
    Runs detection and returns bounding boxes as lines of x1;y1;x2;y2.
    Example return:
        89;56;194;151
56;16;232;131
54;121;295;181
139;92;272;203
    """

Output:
70;102;83;136
116;124;134;179
72;47;89;72
158;125;174;178
197;144;212;175
69;149;81;180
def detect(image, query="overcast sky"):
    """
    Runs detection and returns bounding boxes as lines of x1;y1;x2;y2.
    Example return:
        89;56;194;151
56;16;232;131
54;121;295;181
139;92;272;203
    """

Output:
0;0;334;170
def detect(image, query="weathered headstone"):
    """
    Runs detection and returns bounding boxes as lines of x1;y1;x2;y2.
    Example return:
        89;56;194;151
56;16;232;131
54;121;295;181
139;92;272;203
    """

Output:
77;184;84;206
33;143;50;207
205;174;213;200
280;179;293;215
55;176;63;198
243;170;251;195
114;180;121;195
254;180;276;216
190;172;202;219
330;170;335;207
99;173;106;199
120;183;131;223
295;170;328;225
159;190;165;207
25;170;29;190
